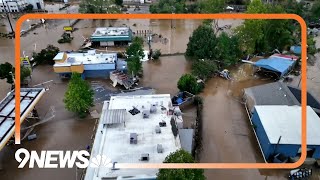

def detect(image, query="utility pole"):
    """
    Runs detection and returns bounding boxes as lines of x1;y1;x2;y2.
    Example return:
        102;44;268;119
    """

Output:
2;0;14;35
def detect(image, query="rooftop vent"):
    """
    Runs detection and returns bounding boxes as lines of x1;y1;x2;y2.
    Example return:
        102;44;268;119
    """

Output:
140;154;149;161
150;104;157;114
130;133;137;144
157;144;163;153
159;120;166;127
142;110;150;119
155;125;161;133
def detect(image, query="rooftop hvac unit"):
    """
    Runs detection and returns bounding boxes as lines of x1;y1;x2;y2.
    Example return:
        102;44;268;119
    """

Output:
150;104;157;114
155;125;161;133
130;133;137;144
140;154;149;161
142;110;150;119
157;144;163;153
159;120;166;127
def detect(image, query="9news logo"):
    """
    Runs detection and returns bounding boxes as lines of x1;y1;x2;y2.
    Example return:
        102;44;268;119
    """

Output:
15;148;113;169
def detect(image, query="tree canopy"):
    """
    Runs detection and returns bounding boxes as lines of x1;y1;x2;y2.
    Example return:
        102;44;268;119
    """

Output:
64;73;94;118
32;45;60;66
157;149;205;180
126;39;144;76
186;25;217;59
177;74;202;94
0;62;14;84
79;0;121;13
235;0;296;54
192;60;217;81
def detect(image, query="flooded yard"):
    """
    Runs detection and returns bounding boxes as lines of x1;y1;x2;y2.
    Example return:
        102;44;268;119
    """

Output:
0;18;319;179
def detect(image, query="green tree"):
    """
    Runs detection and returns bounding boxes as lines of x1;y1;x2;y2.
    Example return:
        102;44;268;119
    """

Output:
0;62;14;84
25;4;34;12
235;0;295;54
127;55;142;76
132;36;144;45
192;60;217;80
32;45;60;66
186;25;217;59
157;149;206;180
64;73;94;118
177;74;202;94
115;0;123;6
126;41;144;59
310;1;320;21
216;32;242;66
79;0;120;13
21;66;31;83
200;0;225;13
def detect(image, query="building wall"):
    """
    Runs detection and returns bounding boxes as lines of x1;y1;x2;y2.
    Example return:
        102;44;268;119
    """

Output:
251;109;272;159
83;70;112;78
252;108;320;160
0;1;27;12
84;63;116;71
0;0;43;12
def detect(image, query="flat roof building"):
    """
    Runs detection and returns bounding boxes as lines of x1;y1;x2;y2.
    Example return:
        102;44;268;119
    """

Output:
53;50;126;79
85;94;182;180
0;88;45;150
251;105;320;162
90;27;133;47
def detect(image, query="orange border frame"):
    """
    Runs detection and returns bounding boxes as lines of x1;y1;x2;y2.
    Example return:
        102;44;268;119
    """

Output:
15;14;307;169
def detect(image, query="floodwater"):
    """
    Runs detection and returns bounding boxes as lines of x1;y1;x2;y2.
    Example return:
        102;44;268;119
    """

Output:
0;18;319;180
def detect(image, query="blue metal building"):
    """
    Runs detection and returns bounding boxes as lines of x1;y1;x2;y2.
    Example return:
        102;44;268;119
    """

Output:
254;54;299;78
251;105;320;162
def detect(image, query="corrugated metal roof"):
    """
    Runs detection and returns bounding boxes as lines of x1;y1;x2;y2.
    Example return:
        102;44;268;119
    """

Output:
103;109;126;124
254;105;320;145
254;54;298;76
179;129;194;153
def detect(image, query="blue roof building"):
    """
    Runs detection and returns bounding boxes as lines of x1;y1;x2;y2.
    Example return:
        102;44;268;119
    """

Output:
251;105;320;163
254;54;299;78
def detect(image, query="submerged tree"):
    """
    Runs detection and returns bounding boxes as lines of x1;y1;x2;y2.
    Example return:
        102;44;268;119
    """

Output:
32;45;60;66
177;74;202;94
157;149;206;180
64;73;94;118
0;62;14;84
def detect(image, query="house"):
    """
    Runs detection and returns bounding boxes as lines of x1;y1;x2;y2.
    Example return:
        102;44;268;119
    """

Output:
90;27;133;47
53;50;127;79
0;0;44;13
251;105;320;162
84;94;182;180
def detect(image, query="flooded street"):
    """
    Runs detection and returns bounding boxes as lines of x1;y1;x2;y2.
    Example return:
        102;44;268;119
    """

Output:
0;18;319;180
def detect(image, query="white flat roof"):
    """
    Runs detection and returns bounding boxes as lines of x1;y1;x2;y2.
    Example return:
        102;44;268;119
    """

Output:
0;88;45;150
85;95;181;180
92;27;130;37
53;50;117;67
255;105;320;145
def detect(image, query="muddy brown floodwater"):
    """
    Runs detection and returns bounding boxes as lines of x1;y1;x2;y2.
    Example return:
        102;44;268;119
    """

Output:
0;19;319;180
